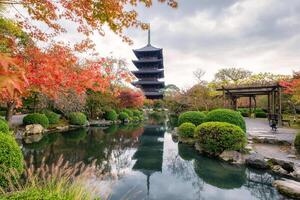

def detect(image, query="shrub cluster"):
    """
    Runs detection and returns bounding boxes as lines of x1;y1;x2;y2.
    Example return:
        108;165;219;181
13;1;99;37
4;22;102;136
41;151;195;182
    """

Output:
23;113;49;128
294;132;300;151
178;111;206;126
0;119;9;134
194;122;247;155
205;109;246;132
104;110;118;121
237;108;249;117
255;111;267;118
118;112;129;122
122;109;133;118
68;112;87;125
178;122;196;138
237;108;267;118
42;110;60;124
0;132;24;188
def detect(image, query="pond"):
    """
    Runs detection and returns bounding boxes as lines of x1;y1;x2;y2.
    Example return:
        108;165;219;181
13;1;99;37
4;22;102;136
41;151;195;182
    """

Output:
20;123;288;200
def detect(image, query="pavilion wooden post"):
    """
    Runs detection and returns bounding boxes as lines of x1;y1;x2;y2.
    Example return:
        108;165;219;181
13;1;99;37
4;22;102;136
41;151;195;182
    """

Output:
278;87;282;126
222;88;226;108
249;96;252;117
267;93;271;114
272;90;275;114
253;96;257;118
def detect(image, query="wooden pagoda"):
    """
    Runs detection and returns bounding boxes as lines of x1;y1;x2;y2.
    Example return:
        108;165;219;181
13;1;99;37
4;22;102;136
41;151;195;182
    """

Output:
132;28;165;99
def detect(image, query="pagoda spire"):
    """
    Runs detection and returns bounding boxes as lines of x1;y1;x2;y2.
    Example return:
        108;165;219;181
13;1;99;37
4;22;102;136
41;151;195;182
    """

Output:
148;24;151;45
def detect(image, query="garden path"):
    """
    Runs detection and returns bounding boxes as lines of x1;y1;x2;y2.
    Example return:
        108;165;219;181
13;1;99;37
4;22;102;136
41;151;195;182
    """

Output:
246;118;298;144
246;118;300;165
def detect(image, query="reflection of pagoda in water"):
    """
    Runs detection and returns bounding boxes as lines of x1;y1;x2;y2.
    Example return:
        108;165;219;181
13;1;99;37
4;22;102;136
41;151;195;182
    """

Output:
132;125;165;195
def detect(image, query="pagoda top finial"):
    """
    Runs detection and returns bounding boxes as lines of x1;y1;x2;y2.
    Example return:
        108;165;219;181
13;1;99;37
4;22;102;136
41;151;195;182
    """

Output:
148;24;151;45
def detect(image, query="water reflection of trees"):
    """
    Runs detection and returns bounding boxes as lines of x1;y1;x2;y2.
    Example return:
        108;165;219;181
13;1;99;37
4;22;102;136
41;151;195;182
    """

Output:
22;125;144;177
165;143;205;200
176;143;280;199
244;169;280;200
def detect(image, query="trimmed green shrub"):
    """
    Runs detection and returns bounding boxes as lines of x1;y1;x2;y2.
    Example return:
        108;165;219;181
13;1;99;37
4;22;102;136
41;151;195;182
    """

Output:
194;122;247;155
23;113;49;128
0;132;24;188
122;109;133;117
294;132;300;152
0;119;9;134
42;110;60;124
178;111;206;126
68;112;87;126
119;112;129;122
255;111;267;118
205;109;246;132
104;110;118;121
178;122;196;138
132;116;140;122
237;108;249;117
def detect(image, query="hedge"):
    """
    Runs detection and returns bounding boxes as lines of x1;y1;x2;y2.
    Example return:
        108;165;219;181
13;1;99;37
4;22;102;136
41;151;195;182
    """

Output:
0;119;9;134
23;113;49;128
42;110;60;124
194;122;247;155
178;111;206;126
178;122;196;138
0;132;24;188
104;110;118;121
68;112;87;126
205;109;246;132
255;111;267;118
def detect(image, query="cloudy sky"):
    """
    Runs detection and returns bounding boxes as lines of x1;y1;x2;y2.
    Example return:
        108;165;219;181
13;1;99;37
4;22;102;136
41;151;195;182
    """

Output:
88;0;300;88
9;0;299;88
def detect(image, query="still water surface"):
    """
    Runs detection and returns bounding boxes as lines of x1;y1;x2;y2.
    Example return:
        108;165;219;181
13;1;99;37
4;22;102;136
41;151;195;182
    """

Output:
21;124;287;200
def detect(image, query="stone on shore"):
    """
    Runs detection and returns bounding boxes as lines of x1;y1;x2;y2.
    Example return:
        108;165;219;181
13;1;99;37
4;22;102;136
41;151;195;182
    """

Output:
24;124;44;136
245;153;269;169
273;179;300;199
219;151;245;164
271;165;289;176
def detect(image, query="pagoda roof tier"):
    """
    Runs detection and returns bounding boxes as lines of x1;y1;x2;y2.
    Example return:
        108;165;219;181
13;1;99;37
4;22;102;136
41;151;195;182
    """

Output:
132;59;163;69
132;81;165;89
132;69;164;78
144;92;164;99
133;44;163;59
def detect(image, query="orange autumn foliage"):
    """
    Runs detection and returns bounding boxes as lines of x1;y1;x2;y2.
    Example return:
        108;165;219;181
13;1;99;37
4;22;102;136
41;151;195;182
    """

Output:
118;88;145;109
3;0;177;50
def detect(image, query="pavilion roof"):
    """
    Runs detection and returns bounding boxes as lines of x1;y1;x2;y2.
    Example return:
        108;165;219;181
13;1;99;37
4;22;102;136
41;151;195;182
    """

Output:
216;82;282;97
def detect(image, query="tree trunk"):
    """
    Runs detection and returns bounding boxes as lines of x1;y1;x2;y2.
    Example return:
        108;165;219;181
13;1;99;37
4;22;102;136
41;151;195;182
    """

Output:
6;101;16;123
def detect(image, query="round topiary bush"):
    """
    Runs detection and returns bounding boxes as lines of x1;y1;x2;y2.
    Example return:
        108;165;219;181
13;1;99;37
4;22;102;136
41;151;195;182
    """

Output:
194;122;247;155
294;132;300;152
178;111;206;126
42;110;60;124
0;132;24;188
0;119;9;134
119;112;129;122
178;122;196;138
68;112;87;126
23;113;49;128
104;110;118;121
205;109;246;132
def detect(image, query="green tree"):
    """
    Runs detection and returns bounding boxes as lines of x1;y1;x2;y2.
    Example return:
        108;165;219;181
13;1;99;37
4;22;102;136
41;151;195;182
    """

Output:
214;68;252;84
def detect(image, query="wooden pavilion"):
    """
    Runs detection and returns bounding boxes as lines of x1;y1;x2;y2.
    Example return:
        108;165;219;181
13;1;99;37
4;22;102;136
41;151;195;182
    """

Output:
216;83;283;124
